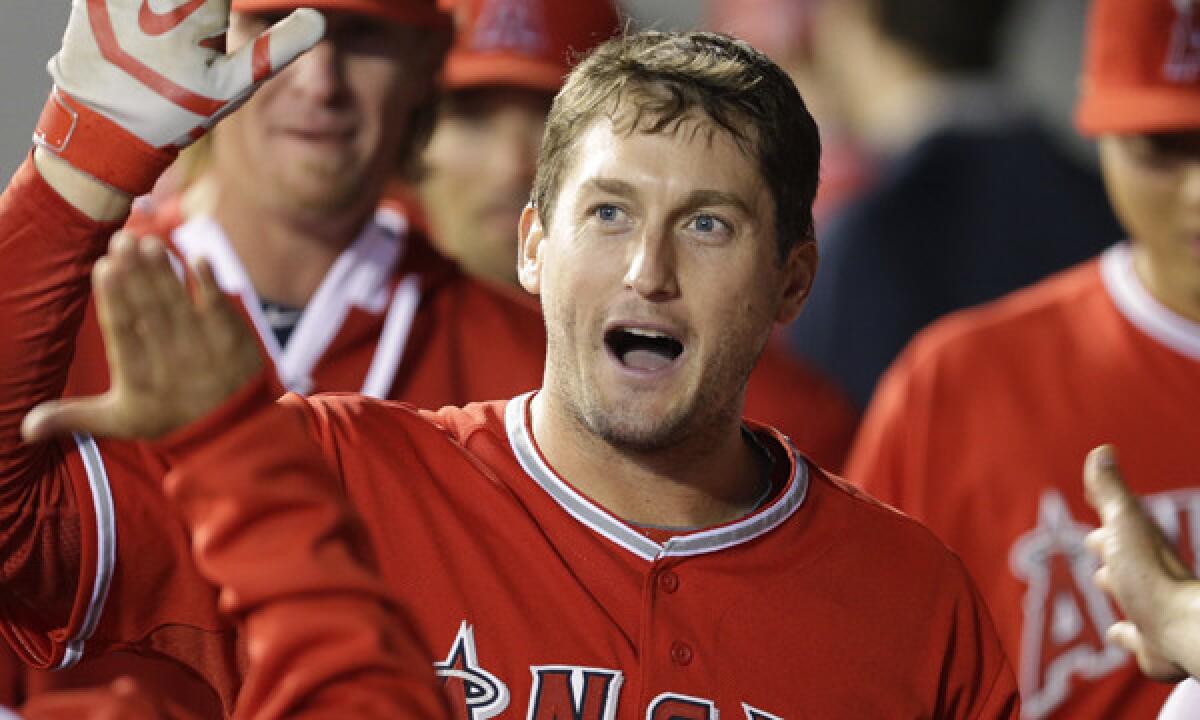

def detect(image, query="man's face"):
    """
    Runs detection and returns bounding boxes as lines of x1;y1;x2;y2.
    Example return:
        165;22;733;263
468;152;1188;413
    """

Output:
212;11;442;216
1100;132;1200;303
419;87;552;285
520;112;815;451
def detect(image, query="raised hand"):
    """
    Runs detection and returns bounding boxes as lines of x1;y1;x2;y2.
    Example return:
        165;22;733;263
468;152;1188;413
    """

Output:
21;233;264;442
1083;445;1200;682
34;0;325;197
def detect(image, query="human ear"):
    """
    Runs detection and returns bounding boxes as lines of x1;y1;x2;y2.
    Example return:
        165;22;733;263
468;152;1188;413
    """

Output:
517;204;546;295
774;240;817;324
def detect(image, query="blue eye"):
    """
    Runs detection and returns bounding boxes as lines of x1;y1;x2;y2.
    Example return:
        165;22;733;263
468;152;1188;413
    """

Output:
594;204;623;222
687;214;728;234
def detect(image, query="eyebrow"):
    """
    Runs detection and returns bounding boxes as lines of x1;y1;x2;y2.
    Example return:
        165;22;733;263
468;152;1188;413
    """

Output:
584;178;755;216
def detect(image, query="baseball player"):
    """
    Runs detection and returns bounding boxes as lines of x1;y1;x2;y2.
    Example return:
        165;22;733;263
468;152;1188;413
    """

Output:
846;0;1200;717
0;0;1018;716
0;0;547;710
416;0;860;471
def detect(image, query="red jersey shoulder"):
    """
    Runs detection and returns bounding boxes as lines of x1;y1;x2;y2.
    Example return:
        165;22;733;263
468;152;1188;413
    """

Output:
805;463;978;584
891;259;1107;390
296;392;512;458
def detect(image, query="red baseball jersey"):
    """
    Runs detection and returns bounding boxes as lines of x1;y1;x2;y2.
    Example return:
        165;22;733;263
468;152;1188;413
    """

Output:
15;377;452;720
848;245;1200;719
0;156;1015;717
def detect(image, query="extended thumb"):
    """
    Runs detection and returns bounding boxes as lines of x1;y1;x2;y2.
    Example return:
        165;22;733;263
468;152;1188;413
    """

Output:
20;398;110;444
1083;445;1132;524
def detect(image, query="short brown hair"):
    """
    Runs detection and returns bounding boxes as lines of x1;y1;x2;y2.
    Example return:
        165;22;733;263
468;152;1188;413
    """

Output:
531;30;821;259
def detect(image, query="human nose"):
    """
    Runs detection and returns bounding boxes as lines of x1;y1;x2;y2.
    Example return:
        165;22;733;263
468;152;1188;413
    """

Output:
287;37;342;103
624;226;680;300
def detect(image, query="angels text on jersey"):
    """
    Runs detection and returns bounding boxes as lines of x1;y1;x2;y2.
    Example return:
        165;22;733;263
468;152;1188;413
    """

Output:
433;621;784;719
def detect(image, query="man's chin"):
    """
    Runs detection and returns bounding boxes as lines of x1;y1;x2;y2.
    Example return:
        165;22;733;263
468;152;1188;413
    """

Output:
274;174;366;216
582;404;692;454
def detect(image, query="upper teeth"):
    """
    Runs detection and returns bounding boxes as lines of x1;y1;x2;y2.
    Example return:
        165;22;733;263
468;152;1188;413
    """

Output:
626;328;671;340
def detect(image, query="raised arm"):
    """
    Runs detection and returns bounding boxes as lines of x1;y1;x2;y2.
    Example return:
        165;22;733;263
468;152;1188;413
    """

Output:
0;0;322;670
14;186;450;719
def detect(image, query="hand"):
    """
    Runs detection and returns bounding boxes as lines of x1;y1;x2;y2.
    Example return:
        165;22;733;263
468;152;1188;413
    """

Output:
1084;445;1200;681
34;0;325;196
21;232;264;442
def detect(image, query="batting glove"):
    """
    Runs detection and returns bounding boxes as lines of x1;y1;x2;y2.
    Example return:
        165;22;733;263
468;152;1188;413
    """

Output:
33;0;325;196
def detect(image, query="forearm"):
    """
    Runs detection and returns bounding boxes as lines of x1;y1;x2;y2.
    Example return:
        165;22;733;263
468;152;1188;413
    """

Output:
32;148;131;224
159;381;449;719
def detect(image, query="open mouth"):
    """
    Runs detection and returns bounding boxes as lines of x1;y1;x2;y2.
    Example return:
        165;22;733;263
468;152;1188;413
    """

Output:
605;326;684;372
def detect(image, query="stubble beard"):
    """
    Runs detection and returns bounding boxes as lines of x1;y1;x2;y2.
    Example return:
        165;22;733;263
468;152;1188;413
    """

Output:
547;319;760;455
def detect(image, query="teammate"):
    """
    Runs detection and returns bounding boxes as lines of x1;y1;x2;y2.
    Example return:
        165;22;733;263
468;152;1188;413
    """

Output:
0;0;1018;716
1;0;547;711
62;0;546;410
416;0;860;470
846;0;1200;717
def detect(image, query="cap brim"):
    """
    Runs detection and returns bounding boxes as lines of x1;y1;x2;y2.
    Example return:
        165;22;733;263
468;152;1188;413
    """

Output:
442;54;568;93
232;0;452;28
1076;85;1200;136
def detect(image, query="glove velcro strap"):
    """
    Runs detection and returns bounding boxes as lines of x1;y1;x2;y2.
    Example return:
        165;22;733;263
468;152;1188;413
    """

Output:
33;88;179;197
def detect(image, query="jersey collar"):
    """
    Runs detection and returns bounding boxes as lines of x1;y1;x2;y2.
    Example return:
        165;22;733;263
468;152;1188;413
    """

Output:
504;391;809;563
1101;243;1200;362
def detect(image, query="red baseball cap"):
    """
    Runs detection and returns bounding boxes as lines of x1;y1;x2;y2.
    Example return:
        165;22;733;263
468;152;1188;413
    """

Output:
232;0;452;28
1076;0;1200;135
440;0;621;93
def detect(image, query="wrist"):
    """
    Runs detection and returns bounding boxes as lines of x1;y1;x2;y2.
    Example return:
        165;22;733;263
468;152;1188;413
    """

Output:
33;147;132;223
32;88;178;202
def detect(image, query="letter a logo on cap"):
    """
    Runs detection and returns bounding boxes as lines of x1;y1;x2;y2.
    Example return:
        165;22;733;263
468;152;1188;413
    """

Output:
471;0;548;55
1166;0;1200;82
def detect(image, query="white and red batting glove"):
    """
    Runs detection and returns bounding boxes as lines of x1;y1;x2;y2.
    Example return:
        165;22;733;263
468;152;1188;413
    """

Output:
33;0;325;197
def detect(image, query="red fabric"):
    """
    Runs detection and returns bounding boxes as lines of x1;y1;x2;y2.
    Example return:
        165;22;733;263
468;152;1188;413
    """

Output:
135;376;1017;718
848;259;1199;719
231;0;451;28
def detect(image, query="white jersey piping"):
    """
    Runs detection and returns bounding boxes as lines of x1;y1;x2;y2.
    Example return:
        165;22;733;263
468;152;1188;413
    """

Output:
57;434;116;670
504;392;808;563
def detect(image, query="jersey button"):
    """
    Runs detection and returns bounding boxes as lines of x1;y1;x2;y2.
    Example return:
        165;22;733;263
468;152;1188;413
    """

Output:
659;570;680;594
670;641;693;666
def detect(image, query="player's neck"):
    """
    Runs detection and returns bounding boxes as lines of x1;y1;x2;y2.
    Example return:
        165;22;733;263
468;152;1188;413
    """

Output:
529;392;769;531
196;174;376;308
1132;245;1200;323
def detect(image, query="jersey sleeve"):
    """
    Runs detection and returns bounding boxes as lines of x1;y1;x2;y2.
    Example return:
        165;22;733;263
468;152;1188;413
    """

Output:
155;377;451;719
0;156;223;682
0;154;124;670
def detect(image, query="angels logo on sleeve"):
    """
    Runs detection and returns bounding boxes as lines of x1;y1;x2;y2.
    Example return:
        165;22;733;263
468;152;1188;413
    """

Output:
1010;488;1200;719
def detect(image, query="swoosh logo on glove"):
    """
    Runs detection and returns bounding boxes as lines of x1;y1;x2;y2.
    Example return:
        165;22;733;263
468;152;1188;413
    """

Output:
138;0;208;36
